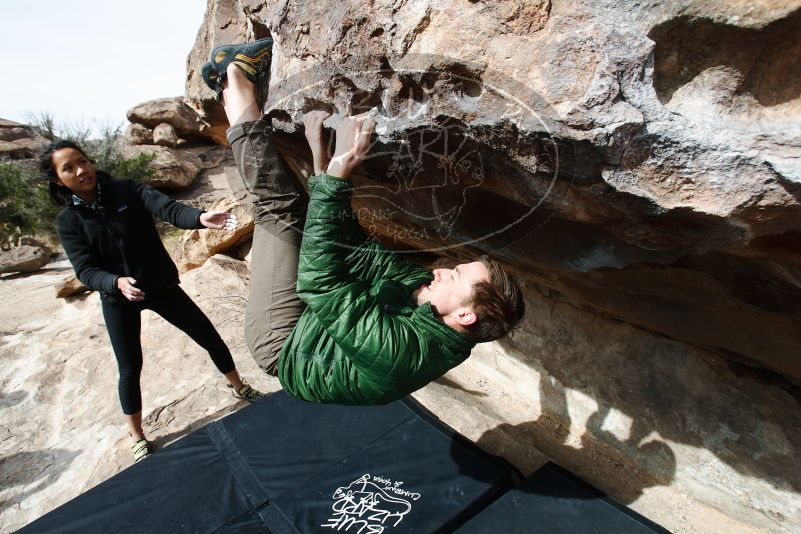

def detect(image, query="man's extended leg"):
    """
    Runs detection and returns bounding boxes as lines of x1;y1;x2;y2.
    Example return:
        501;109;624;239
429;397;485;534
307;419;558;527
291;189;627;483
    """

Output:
220;63;261;126
222;63;308;375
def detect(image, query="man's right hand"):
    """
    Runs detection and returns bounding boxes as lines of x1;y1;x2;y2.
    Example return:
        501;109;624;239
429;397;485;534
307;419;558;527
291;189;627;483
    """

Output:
116;277;146;301
326;114;376;179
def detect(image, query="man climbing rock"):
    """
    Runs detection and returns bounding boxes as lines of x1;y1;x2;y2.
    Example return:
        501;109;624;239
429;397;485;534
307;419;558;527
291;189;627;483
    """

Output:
201;38;525;404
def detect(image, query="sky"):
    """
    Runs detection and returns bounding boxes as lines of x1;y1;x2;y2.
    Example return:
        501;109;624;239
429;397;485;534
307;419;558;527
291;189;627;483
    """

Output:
1;1;206;137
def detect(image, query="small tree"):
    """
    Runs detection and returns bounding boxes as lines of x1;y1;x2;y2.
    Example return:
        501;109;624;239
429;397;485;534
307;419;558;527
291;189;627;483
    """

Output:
0;161;57;249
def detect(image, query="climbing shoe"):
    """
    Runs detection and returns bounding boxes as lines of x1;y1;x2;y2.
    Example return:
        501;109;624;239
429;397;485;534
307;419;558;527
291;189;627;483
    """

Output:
201;61;223;96
201;37;274;97
131;438;151;463
229;383;264;403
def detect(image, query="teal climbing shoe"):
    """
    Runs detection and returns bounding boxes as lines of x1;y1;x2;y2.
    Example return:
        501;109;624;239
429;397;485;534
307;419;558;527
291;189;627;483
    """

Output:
201;37;274;97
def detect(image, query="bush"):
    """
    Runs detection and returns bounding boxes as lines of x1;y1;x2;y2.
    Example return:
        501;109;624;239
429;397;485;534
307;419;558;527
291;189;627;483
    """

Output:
90;124;156;183
0;161;58;249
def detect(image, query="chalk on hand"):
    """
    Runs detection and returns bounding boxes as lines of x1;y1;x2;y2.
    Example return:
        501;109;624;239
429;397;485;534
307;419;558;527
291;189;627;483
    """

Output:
323;108;387;135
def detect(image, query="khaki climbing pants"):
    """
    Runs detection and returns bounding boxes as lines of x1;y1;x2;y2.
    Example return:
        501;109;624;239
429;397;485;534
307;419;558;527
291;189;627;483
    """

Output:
227;119;308;375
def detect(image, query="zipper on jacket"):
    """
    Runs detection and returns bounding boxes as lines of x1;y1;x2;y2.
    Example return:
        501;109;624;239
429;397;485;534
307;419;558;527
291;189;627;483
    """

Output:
75;204;132;279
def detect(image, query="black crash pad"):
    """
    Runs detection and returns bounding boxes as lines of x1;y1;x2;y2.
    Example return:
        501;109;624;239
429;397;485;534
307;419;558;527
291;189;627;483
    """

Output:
455;462;669;534
21;391;516;533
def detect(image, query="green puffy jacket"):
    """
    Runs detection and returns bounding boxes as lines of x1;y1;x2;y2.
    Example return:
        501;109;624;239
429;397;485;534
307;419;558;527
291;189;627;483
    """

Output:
278;174;475;404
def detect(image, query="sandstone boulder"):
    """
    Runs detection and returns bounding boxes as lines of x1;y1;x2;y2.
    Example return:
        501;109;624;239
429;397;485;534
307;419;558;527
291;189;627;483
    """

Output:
124;123;154;145
193;145;227;170
0;118;35;142
0;245;49;274
152;123;183;147
124;145;202;189
54;275;89;298
0;139;43;160
0;118;48;159
18;236;52;253
173;192;255;272
126;97;210;141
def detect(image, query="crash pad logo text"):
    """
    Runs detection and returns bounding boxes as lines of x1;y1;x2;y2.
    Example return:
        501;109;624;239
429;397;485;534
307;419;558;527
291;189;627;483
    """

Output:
320;473;420;533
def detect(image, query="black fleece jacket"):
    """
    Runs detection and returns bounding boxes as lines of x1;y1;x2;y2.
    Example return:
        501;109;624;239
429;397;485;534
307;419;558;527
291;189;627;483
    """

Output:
56;174;204;302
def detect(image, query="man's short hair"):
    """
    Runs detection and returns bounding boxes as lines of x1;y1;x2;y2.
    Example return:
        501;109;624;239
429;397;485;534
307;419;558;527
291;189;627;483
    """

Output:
462;255;525;343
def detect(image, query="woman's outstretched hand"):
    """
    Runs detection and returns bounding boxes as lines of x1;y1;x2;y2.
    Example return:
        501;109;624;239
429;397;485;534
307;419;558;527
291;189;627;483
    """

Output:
200;211;238;231
117;277;146;301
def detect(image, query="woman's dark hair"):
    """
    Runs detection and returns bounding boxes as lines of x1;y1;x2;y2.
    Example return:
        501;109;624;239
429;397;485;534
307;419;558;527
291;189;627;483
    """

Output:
38;139;94;206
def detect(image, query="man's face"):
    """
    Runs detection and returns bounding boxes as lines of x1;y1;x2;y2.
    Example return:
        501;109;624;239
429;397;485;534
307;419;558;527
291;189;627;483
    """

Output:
413;261;490;320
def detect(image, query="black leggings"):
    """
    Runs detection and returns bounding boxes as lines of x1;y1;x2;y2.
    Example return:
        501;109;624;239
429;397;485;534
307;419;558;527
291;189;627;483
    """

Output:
101;285;236;415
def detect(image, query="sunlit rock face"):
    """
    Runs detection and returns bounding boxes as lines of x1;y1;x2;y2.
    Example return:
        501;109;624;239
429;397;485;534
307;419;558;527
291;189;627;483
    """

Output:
0;118;48;159
0;257;275;532
184;1;801;531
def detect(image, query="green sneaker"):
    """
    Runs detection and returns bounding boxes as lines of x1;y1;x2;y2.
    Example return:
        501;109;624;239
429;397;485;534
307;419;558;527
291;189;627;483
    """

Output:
131;438;151;463
201;37;274;97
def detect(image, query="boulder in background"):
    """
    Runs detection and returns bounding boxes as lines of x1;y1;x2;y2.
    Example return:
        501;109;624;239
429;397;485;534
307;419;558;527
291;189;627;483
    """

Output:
0;245;50;274
0;118;48;159
54;275;89;299
123;145;202;189
153;123;183;147
124;123;154;145
126;97;212;142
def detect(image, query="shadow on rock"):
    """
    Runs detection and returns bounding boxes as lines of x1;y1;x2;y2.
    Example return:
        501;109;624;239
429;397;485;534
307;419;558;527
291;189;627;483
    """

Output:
493;309;801;501
462;376;676;505
0;389;28;410
148;402;243;450
436;376;489;397
0;448;79;514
